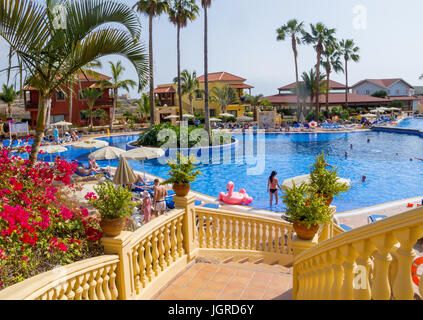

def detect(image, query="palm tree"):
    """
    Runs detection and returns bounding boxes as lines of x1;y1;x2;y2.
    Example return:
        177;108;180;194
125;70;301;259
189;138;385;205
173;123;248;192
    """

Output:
210;85;238;114
321;44;344;112
276;19;304;120
81;87;103;131
301;69;326;115
135;93;151;120
168;0;200;121
0;0;149;163
246;94;264;114
201;0;212;136
302;23;337;121
339;39;360;109
173;69;202;114
97;61;137;130
0;84;17;118
134;0;170;128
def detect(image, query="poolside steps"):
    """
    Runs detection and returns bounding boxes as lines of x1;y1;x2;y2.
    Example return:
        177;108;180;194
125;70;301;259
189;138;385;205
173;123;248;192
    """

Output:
221;257;293;274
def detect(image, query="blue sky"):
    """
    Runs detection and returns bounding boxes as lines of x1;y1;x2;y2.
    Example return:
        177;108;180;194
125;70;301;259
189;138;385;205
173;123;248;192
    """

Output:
2;0;423;98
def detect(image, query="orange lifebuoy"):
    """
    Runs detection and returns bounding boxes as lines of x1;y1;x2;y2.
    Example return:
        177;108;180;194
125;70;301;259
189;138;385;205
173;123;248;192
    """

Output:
411;256;423;286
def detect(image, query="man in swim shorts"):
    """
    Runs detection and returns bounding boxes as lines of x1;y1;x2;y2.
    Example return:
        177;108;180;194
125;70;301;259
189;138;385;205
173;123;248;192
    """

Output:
153;179;168;216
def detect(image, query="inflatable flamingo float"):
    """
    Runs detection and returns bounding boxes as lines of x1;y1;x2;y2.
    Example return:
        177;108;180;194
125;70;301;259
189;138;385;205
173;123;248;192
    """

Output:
219;181;253;205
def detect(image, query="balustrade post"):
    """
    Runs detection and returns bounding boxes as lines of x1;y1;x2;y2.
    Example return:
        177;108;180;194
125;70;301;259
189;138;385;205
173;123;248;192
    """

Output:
291;234;318;257
101;231;134;300
370;233;397;300
319;206;336;243
352;239;375;300
392;227;423;300
174;193;198;261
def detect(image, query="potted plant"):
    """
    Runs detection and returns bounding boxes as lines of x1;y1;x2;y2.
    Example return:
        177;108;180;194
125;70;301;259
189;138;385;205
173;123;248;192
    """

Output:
162;152;201;197
87;181;135;237
282;182;332;240
309;152;350;206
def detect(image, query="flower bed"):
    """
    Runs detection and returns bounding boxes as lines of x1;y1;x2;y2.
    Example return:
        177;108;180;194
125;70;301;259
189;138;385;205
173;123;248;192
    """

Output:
0;146;103;289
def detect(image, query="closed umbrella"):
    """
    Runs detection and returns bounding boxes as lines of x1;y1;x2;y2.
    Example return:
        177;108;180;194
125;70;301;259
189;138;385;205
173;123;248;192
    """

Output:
122;147;165;179
89;146;126;167
112;156;138;186
72;139;109;150
282;174;350;189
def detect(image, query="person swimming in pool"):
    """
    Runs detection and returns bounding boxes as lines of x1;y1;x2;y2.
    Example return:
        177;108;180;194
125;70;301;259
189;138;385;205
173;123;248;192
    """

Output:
267;171;282;206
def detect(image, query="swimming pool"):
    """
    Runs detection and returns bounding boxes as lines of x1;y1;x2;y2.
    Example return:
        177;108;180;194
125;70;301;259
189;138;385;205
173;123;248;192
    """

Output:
37;130;423;213
397;118;423;130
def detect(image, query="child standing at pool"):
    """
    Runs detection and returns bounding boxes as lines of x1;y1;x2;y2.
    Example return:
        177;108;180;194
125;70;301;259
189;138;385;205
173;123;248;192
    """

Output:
267;171;282;207
142;191;152;224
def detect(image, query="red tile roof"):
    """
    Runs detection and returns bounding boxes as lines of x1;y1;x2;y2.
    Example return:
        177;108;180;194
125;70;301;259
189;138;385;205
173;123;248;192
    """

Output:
278;80;346;91
154;86;176;94
197;72;246;83
231;83;254;89
388;96;418;101
75;70;111;81
262;93;390;105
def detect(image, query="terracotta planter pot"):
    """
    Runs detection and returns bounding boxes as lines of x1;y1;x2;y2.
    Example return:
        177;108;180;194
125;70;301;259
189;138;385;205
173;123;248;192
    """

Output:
100;217;125;237
318;194;333;206
173;183;191;197
293;220;320;240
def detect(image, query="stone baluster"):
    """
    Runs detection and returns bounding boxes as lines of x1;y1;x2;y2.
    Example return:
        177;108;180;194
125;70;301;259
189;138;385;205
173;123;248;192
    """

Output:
370;233;397;300
205;213;211;248
267;224;273;252
158;228;166;271
138;243;147;288
309;259;320;300
74;276;83;300
261;224;267;251
88;271;98;300
177;216;184;257
170;220;177;262
330;249;345;300
250;220;256;250
133;247;140;295
287;229;292;254
198;213;205;248
152;232;160;277
322;252;334;300
315;256;326;300
164;226;171;267
212;215;219;248
81;273;90;300
225;217;231;249
392;227;423;300
102;266;112;300
304;261;313;300
145;236;153;281
95;269;105;300
352;239;375;300
66;279;76;300
219;216;225;249
255;223;262;251
110;264;119;300
340;244;358;300
231;217;237;249
238;219;244;250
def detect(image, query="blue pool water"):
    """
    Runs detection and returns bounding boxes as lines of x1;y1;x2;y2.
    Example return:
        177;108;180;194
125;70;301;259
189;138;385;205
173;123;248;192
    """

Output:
35;131;423;213
397;118;423;130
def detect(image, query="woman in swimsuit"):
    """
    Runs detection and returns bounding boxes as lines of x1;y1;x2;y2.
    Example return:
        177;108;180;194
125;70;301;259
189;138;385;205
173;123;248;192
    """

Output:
267;171;281;206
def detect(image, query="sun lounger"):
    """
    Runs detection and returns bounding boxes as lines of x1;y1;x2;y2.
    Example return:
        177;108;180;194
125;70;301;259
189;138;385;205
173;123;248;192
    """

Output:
2;139;10;147
368;214;388;224
340;224;352;231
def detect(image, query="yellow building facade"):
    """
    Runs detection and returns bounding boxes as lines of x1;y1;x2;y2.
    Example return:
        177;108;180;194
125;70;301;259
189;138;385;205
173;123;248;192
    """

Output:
153;72;254;122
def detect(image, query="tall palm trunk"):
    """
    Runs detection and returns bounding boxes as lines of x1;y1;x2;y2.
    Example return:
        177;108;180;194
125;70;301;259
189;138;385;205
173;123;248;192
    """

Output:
325;65;331;112
315;43;323;121
309;93;314;115
149;12;155;127
29;96;50;163
8;103;12;118
345;57;349;109
189;95;193;114
204;5;210;136
177;24;183;122
292;35;302;121
68;81;73;123
110;87;118;130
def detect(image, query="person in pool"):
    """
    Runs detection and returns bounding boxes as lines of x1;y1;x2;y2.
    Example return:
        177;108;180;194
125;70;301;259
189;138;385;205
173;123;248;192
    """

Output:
267;171;282;207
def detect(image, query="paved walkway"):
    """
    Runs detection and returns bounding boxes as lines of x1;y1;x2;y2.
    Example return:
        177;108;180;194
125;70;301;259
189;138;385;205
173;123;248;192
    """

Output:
153;263;292;300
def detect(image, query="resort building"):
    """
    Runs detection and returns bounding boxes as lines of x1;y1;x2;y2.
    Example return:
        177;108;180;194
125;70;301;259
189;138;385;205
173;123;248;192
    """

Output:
153;71;254;123
351;78;418;111
23;70;113;127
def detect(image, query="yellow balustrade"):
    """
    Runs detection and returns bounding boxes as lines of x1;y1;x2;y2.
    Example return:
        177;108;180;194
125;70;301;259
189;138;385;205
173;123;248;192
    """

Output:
0;256;119;300
293;206;423;300
195;207;294;265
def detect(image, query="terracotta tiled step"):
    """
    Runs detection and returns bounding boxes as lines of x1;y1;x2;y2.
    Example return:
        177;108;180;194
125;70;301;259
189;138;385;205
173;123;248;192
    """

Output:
153;262;293;300
223;262;292;274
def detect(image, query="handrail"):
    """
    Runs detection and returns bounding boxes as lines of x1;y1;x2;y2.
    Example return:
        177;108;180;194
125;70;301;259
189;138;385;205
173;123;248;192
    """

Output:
0;255;120;300
293;206;423;300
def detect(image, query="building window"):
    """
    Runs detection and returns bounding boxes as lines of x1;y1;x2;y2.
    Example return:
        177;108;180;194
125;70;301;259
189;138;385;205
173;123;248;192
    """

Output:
56;90;65;101
228;110;237;117
396;90;400;95
210;109;216;116
365;90;370;95
196;92;203;100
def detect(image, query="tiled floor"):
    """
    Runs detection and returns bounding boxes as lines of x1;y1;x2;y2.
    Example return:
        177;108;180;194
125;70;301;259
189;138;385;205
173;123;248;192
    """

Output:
154;263;293;300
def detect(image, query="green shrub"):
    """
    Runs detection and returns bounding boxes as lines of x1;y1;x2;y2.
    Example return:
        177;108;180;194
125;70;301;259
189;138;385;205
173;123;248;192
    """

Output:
162;152;201;185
